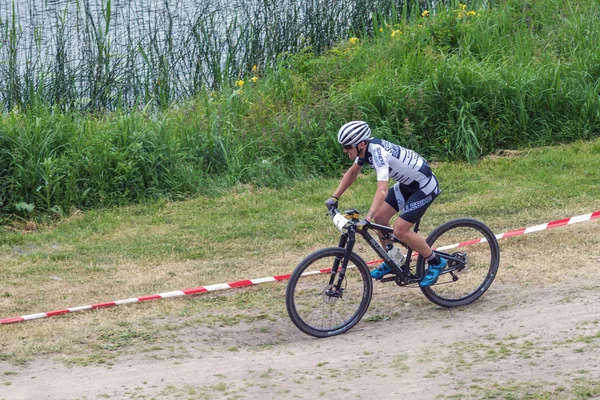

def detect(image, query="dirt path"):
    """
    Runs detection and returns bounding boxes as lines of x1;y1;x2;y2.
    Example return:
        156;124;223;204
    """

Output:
2;278;600;400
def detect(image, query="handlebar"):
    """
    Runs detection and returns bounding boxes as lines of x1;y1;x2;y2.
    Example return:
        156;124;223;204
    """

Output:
327;206;361;219
328;205;398;239
328;206;370;232
327;205;337;218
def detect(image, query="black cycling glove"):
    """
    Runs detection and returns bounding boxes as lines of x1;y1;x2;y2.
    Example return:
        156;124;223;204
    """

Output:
325;196;339;210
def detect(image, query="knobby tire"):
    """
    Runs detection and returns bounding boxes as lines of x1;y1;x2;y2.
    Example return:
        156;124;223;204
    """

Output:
285;247;373;338
416;218;500;307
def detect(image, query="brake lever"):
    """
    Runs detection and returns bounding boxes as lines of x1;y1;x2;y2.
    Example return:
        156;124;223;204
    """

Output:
326;206;338;218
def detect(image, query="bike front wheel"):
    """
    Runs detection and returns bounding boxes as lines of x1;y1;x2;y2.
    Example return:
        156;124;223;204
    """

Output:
286;247;373;338
417;218;500;308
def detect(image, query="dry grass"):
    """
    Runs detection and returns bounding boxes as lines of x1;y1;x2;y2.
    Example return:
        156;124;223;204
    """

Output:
1;217;598;364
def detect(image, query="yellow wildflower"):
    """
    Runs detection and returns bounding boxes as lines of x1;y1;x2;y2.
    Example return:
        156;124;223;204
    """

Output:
467;10;477;16
252;64;258;72
379;27;383;32
349;37;359;45
422;10;430;17
236;80;244;87
391;30;402;37
460;3;467;10
251;76;259;83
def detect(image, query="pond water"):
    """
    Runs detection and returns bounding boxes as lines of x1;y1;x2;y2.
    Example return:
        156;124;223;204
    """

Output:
2;0;226;52
0;0;417;110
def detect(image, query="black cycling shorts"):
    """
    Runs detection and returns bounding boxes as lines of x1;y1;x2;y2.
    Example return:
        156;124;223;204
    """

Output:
385;176;440;223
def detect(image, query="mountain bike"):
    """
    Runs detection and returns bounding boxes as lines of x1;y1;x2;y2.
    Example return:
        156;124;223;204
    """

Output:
285;207;500;338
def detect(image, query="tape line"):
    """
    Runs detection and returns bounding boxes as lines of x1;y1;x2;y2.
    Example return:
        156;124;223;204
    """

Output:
2;211;599;325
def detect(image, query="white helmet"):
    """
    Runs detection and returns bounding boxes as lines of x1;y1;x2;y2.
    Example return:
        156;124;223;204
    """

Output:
337;121;371;147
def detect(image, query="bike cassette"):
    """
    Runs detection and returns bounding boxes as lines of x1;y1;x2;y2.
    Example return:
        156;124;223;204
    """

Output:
451;252;468;273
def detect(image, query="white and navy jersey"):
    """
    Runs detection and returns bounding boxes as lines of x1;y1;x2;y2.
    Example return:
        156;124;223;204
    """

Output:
356;138;437;194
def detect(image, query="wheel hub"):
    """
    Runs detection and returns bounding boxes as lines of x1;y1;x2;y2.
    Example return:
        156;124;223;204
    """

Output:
324;285;344;301
452;252;468;273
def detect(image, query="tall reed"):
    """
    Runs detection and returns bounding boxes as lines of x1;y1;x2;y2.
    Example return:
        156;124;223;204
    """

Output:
0;0;450;113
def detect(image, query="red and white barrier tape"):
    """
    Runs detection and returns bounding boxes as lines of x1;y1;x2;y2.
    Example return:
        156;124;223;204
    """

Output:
0;274;295;325
2;210;599;325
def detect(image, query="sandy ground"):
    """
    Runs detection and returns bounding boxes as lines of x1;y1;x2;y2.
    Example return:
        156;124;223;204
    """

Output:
2;273;600;400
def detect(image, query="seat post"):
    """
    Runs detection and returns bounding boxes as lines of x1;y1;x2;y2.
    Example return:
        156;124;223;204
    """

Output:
413;219;421;233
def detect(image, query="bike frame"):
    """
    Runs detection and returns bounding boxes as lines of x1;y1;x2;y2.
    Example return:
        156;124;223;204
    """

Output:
329;219;417;289
328;209;465;292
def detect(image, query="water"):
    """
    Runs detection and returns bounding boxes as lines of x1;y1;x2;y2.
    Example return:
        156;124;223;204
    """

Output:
0;0;268;109
0;0;430;111
1;0;222;62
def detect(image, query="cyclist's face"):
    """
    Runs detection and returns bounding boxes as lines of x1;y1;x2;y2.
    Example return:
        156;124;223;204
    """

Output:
343;142;364;159
342;145;357;159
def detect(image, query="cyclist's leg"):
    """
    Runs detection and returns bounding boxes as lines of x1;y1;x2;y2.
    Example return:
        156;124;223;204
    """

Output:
393;177;439;250
372;201;398;246
373;181;404;227
370;185;405;279
391;179;445;286
392;218;431;256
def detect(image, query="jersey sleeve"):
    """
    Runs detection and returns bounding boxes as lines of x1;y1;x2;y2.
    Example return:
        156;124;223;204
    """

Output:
371;145;389;181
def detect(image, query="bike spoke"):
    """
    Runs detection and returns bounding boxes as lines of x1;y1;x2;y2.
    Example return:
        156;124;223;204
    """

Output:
287;250;372;337
420;219;499;307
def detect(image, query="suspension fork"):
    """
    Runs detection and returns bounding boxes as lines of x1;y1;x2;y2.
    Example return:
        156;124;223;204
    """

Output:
328;228;355;289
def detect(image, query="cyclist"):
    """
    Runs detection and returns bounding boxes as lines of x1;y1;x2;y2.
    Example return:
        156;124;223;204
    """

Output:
325;120;446;286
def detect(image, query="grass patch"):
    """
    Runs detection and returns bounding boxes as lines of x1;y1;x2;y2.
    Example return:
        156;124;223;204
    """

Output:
457;378;600;400
2;0;600;220
96;328;157;351
390;354;410;371
0;139;599;363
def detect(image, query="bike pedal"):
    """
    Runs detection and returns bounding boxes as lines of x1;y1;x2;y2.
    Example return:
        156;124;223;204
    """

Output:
380;276;396;283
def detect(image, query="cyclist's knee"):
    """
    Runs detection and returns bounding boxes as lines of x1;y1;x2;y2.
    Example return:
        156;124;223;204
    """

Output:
393;218;413;240
394;228;410;241
372;214;390;225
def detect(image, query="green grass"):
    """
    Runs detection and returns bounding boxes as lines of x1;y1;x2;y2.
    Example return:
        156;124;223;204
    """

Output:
0;138;599;364
2;0;600;220
461;379;600;400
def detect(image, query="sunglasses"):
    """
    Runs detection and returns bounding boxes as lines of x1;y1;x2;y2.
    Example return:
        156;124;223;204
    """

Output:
343;145;355;150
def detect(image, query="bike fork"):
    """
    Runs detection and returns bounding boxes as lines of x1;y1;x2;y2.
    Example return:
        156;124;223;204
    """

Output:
329;230;355;292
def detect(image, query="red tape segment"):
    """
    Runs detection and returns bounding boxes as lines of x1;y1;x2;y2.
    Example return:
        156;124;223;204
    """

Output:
2;211;599;325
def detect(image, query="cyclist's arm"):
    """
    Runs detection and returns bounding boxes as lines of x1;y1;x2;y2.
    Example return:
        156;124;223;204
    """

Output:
366;180;388;221
332;162;362;199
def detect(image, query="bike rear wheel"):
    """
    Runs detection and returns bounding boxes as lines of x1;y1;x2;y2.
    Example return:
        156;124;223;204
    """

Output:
417;218;500;307
286;247;373;338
